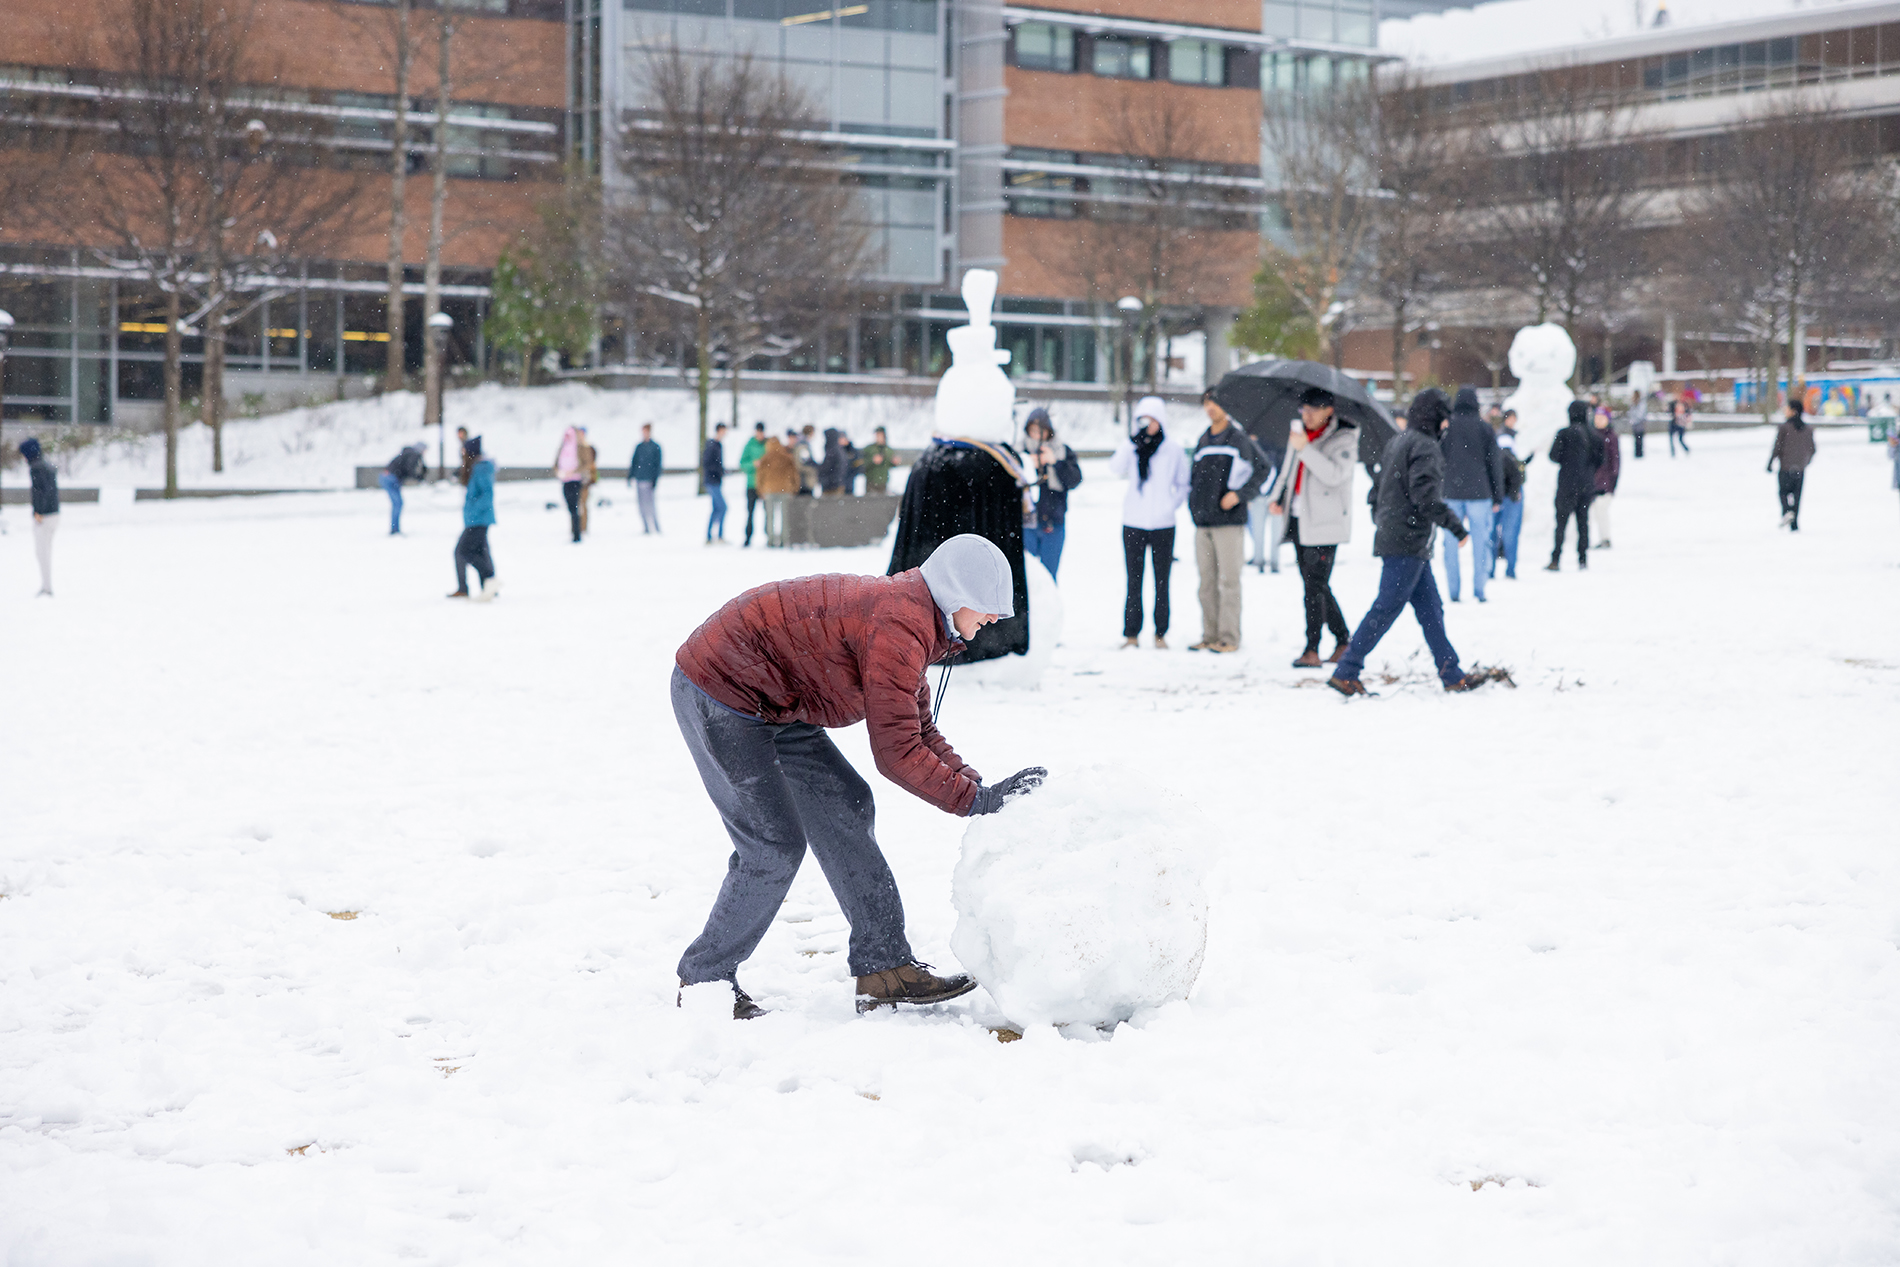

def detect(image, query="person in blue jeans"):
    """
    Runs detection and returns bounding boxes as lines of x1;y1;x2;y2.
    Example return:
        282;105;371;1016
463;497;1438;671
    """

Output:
1489;411;1525;580
703;423;729;544
1329;389;1491;697
1020;408;1083;580
1436;387;1503;602
379;442;426;534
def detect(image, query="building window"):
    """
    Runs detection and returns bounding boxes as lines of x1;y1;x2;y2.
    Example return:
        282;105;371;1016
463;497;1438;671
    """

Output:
1004;147;1077;218
1337;4;1374;47
1168;39;1226;86
1013;21;1075;72
1263;1;1295;38
1092;36;1151;80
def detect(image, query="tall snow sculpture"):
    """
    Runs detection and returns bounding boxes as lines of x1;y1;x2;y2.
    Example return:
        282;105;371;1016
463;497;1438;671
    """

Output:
933;268;1015;440
1500;323;1577;462
889;269;1031;663
952;766;1209;1030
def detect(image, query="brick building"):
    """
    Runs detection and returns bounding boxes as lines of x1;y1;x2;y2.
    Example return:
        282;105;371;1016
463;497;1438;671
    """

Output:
0;0;564;425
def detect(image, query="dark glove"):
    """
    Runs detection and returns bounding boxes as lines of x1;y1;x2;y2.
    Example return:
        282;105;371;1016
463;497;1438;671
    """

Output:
967;767;1047;816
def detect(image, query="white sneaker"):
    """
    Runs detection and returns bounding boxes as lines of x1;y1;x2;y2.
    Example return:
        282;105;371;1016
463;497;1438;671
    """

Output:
474;577;502;602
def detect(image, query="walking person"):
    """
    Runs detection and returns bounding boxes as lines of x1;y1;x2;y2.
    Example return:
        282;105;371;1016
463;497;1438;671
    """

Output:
1021;407;1083;581
1264;386;1357;667
738;421;766;546
1438;386;1504;603
448;436;500;601
1629;392;1648;460
756;432;799;546
380;442;427;535
1668;396;1692;457
1768;400;1817;531
1109;395;1190;649
1240;403;1287;575
672;533;1045;1019
1592;406;1622;548
554;424;585;543
860;426;901;496
1547;401;1605;571
21;437;58;597
629;424;663;534
1188;388;1270;653
703;423;729;544
1328;390;1491;697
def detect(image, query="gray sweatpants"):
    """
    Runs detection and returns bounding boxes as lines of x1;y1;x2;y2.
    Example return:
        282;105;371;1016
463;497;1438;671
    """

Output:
34;514;58;594
635;480;660;533
672;665;912;984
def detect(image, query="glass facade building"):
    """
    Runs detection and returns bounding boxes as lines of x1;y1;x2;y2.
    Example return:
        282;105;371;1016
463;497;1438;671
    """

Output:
613;0;951;285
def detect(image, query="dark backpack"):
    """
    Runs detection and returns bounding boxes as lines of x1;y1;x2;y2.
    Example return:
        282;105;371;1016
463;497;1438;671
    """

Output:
1501;453;1525;501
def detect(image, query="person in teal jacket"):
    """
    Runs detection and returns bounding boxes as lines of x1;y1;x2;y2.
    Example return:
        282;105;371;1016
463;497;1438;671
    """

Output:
738;421;767;547
450;436;501;600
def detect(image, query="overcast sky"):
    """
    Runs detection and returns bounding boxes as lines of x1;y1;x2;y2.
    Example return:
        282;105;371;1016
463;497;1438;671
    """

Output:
1380;0;1872;65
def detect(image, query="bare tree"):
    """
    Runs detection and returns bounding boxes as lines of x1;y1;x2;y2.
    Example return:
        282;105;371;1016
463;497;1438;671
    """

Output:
1041;93;1251;392
1260;74;1381;366
1470;66;1652;373
72;0;362;481
608;45;872;483
382;0;415;394
1363;67;1462;395
420;9;456;435
1683;94;1892;417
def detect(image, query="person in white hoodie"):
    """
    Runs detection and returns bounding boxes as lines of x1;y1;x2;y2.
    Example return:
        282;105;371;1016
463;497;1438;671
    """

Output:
1108;396;1192;649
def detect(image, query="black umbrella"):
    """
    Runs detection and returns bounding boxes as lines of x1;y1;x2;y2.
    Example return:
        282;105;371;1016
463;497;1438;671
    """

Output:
1213;359;1398;472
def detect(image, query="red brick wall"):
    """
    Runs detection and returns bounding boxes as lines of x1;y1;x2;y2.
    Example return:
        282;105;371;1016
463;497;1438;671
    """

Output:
1005;69;1260;167
11;0;563;109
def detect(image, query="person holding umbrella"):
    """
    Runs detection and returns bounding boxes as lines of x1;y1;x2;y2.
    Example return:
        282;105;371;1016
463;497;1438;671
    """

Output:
1264;386;1356;667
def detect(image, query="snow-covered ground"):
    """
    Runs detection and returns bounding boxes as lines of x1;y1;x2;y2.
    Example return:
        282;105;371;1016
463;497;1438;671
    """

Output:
47;382;1135;492
4;425;1898;1265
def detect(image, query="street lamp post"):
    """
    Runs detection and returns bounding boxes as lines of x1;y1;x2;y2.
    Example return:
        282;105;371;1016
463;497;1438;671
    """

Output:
0;309;13;525
1115;295;1142;428
427;310;453;479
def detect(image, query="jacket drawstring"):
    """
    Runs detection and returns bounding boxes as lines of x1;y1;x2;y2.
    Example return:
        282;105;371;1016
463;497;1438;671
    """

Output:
932;663;955;725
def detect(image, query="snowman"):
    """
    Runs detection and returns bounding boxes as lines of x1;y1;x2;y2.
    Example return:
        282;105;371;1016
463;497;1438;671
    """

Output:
1500;322;1577;465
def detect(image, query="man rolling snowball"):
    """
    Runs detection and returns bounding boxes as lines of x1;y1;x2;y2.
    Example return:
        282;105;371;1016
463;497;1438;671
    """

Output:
672;533;1047;1019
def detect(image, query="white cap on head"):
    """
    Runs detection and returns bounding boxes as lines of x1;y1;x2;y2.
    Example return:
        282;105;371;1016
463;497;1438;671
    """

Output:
1133;395;1167;425
920;533;1014;620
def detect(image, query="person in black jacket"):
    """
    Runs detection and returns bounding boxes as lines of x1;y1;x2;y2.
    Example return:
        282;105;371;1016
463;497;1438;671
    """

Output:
1188;388;1270;652
380;442;427;535
1438;386;1505;603
703;424;729;544
1021;407;1083;581
1547;401;1606;571
1328;390;1489;697
22;436;59;597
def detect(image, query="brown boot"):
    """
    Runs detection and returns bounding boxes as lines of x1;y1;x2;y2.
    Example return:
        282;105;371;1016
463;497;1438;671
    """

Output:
1326;676;1372;698
855;962;976;1014
1326;643;1347;664
1290;650;1322;668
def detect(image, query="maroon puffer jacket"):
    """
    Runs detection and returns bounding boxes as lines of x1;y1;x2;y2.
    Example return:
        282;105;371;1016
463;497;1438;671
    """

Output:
676;570;981;815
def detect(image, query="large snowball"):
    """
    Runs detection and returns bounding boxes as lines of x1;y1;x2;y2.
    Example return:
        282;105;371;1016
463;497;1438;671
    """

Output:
951;766;1209;1029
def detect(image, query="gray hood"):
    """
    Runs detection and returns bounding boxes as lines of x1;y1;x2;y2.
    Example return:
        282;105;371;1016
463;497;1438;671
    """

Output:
920;533;1014;621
